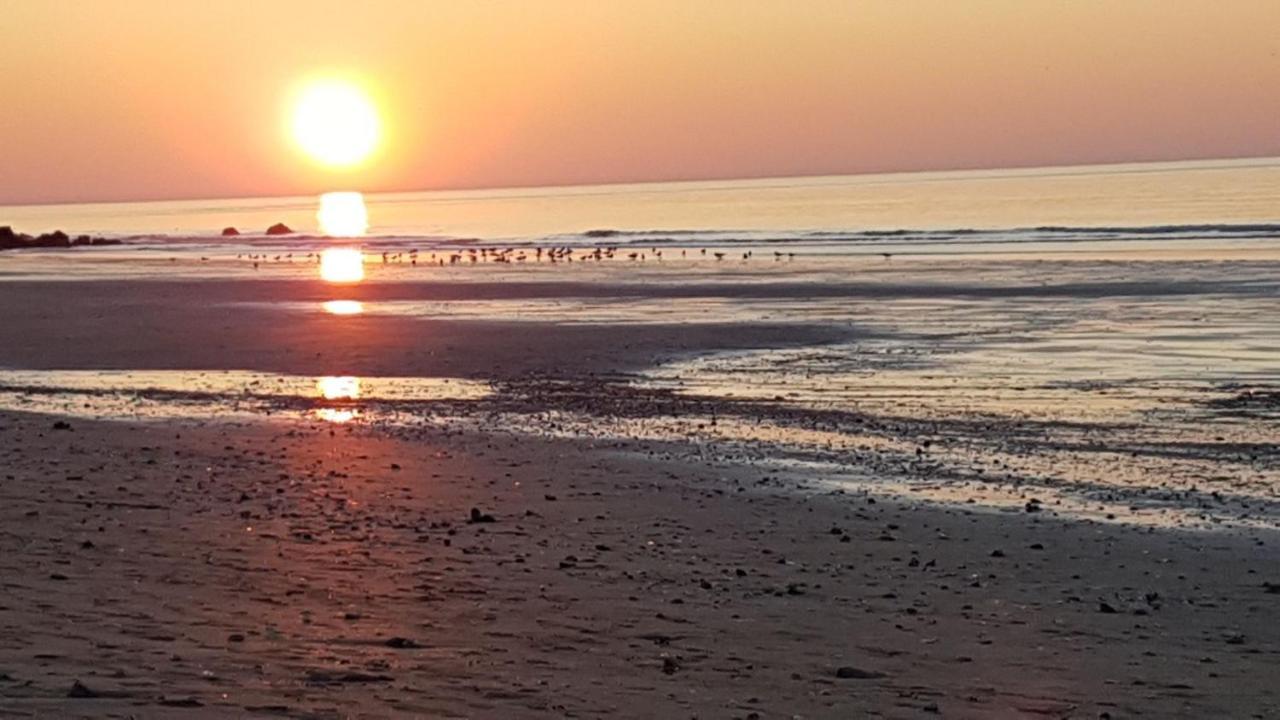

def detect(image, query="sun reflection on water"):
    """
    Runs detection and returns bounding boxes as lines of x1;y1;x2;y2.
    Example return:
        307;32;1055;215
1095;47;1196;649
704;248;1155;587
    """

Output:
315;408;359;423
322;299;364;315
319;248;365;283
317;191;369;236
317;375;360;400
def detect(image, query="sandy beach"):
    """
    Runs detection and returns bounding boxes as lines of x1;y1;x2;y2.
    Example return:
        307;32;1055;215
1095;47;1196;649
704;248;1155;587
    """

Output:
0;250;1278;718
1;406;1277;718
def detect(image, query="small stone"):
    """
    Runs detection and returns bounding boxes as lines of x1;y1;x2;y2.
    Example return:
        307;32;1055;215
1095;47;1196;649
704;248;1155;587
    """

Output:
835;666;885;680
1098;601;1119;614
468;508;496;524
384;637;420;649
67;680;101;698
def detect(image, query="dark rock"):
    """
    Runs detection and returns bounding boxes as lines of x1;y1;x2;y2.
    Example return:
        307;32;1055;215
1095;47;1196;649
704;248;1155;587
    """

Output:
67;680;101;698
468;507;496;523
384;637;420;649
221;227;240;236
51;421;72;431
1263;582;1280;594
265;222;293;235
1098;601;1119;614
158;697;204;707
0;226;35;250
835;666;886;680
661;656;680;674
38;230;70;247
66;680;129;699
227;633;245;643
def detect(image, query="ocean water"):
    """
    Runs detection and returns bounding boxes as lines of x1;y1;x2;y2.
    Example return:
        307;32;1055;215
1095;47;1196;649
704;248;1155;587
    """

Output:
1;157;1278;528
2;156;1279;253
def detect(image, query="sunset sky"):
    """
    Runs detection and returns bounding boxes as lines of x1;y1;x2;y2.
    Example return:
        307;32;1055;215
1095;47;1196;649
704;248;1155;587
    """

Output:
2;1;1278;205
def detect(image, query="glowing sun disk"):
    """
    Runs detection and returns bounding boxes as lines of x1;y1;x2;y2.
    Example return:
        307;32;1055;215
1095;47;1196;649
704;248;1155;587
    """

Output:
291;81;380;168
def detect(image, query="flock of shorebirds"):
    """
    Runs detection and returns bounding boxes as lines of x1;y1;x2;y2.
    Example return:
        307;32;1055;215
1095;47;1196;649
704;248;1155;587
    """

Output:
228;246;800;269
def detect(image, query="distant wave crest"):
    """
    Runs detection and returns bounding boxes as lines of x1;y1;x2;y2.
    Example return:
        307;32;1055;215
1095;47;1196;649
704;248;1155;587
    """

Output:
95;221;1280;251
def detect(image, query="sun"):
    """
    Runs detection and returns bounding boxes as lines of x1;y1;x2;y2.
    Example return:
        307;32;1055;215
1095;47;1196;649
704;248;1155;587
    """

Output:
291;80;380;168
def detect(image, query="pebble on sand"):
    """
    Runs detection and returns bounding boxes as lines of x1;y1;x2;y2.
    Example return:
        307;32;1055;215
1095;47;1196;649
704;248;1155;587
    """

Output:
835;666;886;680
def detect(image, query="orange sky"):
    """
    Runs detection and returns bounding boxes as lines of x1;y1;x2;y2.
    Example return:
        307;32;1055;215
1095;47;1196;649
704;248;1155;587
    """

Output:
2;1;1278;204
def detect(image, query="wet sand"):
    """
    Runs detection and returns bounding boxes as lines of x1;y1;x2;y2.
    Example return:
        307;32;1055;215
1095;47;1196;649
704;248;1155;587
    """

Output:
0;279;849;378
1;410;1277;718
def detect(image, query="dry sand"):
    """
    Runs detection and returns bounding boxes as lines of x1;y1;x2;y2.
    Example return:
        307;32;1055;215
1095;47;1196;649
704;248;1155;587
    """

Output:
0;409;1276;718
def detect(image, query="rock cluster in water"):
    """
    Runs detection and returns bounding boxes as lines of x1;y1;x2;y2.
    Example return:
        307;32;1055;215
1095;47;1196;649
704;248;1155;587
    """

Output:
0;226;122;251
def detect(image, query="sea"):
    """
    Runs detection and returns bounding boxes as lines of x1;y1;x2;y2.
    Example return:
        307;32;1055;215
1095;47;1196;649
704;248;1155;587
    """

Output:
2;156;1279;254
1;157;1277;529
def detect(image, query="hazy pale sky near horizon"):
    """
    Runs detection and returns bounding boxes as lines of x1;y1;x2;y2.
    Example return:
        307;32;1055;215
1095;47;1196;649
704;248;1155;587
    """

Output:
2;1;1278;205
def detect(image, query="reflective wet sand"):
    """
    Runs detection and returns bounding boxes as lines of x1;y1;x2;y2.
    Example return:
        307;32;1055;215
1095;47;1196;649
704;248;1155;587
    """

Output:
0;250;1275;531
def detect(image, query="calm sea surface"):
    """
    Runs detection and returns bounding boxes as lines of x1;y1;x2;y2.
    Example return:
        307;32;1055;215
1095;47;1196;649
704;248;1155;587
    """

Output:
2;157;1279;254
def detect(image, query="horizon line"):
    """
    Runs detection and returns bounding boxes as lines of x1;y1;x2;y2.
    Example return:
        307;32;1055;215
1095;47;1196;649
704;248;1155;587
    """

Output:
3;151;1278;211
